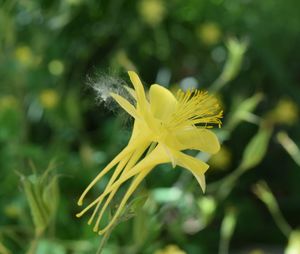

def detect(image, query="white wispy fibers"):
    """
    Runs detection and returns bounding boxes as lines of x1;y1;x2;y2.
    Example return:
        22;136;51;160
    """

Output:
87;72;133;111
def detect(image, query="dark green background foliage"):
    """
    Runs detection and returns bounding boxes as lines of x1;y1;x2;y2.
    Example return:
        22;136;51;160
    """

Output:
1;0;300;253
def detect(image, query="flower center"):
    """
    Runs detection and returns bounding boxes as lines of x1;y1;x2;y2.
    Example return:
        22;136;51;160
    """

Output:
166;89;223;131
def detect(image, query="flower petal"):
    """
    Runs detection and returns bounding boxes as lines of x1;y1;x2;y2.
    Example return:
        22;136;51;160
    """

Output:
110;92;138;119
124;86;137;100
94;144;169;205
149;84;177;120
176;128;220;154
174;150;209;192
97;167;152;234
92;143;149;232
77;138;149;206
128;71;148;111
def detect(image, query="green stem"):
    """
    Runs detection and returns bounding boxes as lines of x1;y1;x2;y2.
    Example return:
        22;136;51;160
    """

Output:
265;199;292;238
26;232;42;254
277;132;300;167
96;226;113;254
253;181;292;238
219;235;229;254
207;167;244;200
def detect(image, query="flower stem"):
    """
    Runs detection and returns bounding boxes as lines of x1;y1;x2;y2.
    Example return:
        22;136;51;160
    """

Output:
207;166;244;200
253;181;292;238
96;226;113;254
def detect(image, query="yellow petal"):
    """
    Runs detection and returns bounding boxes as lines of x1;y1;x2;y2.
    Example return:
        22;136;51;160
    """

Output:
77;138;149;206
95;144;169;205
149;84;177;120
174;150;209;192
92;143;149;232
76;153;131;217
176;128;220;154
98;166;152;234
128;71;148;110
110;93;138;118
87;156;129;225
124;86;137;100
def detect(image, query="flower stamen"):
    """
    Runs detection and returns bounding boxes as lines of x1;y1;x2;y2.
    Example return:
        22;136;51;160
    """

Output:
167;90;222;130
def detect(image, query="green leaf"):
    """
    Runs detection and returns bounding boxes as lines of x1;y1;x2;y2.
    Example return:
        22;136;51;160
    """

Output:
240;124;272;171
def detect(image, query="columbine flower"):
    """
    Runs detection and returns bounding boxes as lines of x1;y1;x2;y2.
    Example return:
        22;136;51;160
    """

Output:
76;71;222;234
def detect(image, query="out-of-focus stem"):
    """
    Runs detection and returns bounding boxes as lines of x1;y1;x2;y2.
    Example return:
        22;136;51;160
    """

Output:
26;232;42;254
253;181;292;238
276;132;300;167
96;226;113;254
207;166;244;201
210;38;248;93
219;208;237;254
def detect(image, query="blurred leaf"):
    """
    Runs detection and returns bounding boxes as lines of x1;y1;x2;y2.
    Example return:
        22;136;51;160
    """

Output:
21;175;48;235
19;162;60;236
240;123;272;171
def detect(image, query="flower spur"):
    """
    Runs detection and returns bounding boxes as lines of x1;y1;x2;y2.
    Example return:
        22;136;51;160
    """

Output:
76;71;223;235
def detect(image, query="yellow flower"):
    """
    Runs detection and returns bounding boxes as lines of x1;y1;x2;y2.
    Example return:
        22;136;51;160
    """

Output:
15;46;33;66
0;95;18;111
209;146;231;170
139;0;166;27
197;22;222;46
76;71;222;234
271;98;298;125
39;89;59;109
154;244;186;254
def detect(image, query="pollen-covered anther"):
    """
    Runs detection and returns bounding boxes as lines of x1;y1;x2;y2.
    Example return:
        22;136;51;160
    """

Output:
167;89;223;130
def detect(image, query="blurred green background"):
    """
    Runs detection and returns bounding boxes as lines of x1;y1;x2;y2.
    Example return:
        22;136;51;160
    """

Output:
1;0;300;253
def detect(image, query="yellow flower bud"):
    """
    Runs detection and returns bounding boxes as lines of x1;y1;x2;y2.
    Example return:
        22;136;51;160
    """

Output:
197;22;222;46
39;89;59;109
139;0;166;27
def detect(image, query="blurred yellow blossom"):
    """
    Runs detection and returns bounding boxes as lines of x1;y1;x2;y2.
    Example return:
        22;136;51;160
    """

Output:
154;244;186;254
0;242;11;254
197;22;222;46
14;46;34;66
39;89;59;109
269;98;298;125
209;146;231;170
4;203;22;219
139;0;166;27
48;59;65;76
80;144;95;168
249;250;265;254
0;95;18;111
